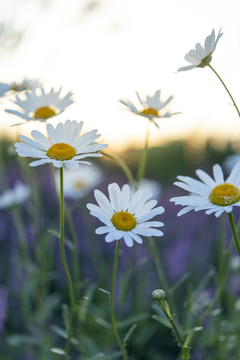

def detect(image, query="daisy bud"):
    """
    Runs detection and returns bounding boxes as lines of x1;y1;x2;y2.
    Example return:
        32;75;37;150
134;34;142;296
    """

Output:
152;289;166;302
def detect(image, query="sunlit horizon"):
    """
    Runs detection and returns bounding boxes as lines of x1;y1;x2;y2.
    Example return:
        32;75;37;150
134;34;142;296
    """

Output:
1;0;240;151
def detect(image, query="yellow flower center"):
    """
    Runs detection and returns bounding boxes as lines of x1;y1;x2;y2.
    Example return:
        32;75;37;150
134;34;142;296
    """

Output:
111;211;137;231
139;107;159;117
197;53;212;68
46;143;76;161
74;180;86;189
209;183;240;206
11;83;27;91
34;106;57;119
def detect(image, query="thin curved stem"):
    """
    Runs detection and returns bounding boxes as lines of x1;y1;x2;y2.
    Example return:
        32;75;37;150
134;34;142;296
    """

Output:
137;121;150;183
110;240;128;360
11;207;32;325
228;212;240;256
102;151;136;189
208;64;240;118
148;237;180;325
160;300;184;347
50;165;81;296
59;167;76;357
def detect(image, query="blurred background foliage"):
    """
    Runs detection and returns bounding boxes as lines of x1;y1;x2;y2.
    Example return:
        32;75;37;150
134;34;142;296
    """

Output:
1;137;240;359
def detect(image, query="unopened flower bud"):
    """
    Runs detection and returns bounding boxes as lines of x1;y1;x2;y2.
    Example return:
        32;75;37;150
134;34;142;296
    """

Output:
152;289;166;302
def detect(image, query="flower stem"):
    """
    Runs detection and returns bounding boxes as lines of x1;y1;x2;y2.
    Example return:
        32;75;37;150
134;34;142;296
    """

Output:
227;212;240;256
59;167;76;357
218;214;225;280
101;151;136;189
208;64;240;118
110;240;128;360
157;298;189;359
65;209;81;297
137;121;150;183
148;237;180;325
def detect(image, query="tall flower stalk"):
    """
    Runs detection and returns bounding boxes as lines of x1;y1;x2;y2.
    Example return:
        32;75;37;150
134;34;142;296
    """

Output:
110;240;128;360
227;212;240;256
87;183;164;357
59;167;76;357
137;121;150;183
207;64;240;118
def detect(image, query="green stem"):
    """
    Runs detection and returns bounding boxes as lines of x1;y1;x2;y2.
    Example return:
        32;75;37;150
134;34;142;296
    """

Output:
11;207;32;325
136;121;150;183
65;209;81;298
59;167;76;357
110;240;128;360
11;208;31;264
102;151;136;189
149;237;179;325
208;64;240;118
218;214;225;280
50;165;81;297
200;214;238;321
228;212;240;256
158;300;187;359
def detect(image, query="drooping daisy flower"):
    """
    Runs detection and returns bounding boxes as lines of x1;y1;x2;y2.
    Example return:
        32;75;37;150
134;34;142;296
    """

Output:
5;87;74;124
15;120;108;170
55;164;103;199
137;178;162;200
0;181;30;209
0;78;42;97
87;183;164;247
119;90;179;128
170;163;240;217
224;154;240;173
178;29;223;72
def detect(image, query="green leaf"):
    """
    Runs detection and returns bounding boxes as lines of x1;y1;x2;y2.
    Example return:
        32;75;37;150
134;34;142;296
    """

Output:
118;313;149;328
50;325;79;346
183;326;202;347
65;238;76;250
123;324;137;345
191;270;214;298
7;335;40;346
47;229;60;238
47;229;73;248
95;316;112;329
78;284;97;322
50;348;66;356
163;300;172;318
170;273;190;294
98;288;110;296
152;314;172;328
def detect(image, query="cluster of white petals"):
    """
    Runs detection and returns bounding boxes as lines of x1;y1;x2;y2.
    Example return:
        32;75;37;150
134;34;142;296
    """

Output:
87;183;164;247
178;28;223;71
0;181;30;209
170;164;240;217
15;120;108;170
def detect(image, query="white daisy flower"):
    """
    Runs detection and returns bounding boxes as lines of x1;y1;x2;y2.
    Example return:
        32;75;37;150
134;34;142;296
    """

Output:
119;90;179;128
87;183;164;247
5;87;74;124
15;120;108;170
0;83;12;97
55;164;103;199
0;181;30;209
178;28;223;72
170;163;240;218
224;154;240;173
0;78;42;97
137;178;162;199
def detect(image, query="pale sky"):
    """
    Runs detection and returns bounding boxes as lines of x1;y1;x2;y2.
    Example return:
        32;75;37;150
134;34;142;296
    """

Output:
1;0;240;150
